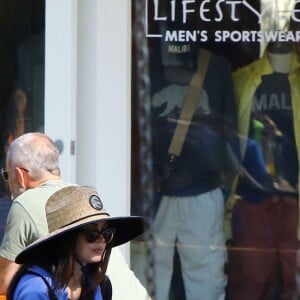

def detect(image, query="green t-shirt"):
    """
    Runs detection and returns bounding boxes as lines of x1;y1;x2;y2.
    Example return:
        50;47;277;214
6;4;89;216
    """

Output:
0;180;70;261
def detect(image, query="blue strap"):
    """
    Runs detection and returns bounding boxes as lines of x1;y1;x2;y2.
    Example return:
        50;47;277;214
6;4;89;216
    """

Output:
26;270;58;300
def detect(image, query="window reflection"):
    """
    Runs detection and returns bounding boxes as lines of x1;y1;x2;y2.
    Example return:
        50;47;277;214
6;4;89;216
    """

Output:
131;1;300;299
0;1;45;241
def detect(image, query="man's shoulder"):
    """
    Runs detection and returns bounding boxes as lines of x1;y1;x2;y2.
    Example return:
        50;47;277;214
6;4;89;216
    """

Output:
15;180;71;205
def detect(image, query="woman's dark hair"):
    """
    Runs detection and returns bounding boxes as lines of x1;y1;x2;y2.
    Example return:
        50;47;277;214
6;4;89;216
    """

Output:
7;229;113;300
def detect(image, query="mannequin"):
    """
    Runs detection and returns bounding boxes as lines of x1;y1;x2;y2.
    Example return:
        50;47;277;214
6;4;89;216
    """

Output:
147;46;238;300
227;41;300;300
267;41;293;74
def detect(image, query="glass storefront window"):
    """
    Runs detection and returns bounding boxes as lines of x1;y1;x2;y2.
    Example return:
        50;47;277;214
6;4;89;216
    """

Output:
131;1;300;299
0;1;45;239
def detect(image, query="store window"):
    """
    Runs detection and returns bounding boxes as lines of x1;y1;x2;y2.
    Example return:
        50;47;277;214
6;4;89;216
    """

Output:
131;1;300;299
0;0;45;236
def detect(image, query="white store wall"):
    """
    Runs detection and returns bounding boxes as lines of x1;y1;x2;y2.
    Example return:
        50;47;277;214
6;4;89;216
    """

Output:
44;0;132;260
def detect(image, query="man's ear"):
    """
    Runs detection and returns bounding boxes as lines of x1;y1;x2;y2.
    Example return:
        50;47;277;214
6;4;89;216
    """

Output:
15;167;28;188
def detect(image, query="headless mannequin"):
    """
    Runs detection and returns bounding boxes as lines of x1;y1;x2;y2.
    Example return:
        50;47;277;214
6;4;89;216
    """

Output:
267;42;293;74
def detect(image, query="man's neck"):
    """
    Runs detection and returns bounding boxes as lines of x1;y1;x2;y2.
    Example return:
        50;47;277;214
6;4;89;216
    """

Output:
29;174;61;189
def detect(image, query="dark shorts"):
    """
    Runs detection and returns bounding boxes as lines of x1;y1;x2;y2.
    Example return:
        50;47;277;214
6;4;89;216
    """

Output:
227;195;299;300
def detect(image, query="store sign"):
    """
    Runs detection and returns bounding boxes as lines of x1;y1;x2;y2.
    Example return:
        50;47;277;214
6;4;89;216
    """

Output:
145;0;300;43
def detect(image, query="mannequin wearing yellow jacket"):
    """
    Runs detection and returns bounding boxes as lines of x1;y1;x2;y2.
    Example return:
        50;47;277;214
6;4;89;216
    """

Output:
227;42;300;300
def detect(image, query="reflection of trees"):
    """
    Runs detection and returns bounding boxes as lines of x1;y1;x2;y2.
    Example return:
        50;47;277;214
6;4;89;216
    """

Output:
261;0;295;32
6;90;27;149
0;0;45;196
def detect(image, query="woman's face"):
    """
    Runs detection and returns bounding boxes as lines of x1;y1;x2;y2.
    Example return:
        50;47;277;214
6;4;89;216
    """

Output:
75;222;114;265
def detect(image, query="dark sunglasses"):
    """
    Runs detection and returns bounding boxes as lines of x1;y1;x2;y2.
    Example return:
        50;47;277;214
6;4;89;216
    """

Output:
80;227;115;244
0;167;28;181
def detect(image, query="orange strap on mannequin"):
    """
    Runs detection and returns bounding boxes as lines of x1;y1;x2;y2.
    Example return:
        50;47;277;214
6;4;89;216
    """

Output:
168;48;211;157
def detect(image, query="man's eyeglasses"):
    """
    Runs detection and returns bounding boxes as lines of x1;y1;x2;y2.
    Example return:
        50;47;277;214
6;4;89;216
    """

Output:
80;227;115;244
0;167;28;181
1;168;9;181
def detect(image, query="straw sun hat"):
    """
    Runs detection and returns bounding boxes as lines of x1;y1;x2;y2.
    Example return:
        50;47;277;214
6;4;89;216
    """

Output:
16;185;147;264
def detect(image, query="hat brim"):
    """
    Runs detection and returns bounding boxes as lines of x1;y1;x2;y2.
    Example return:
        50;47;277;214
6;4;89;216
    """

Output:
16;214;148;264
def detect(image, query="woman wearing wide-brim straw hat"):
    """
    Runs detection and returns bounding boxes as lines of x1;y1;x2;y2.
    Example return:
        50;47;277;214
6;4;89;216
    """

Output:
6;185;148;300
